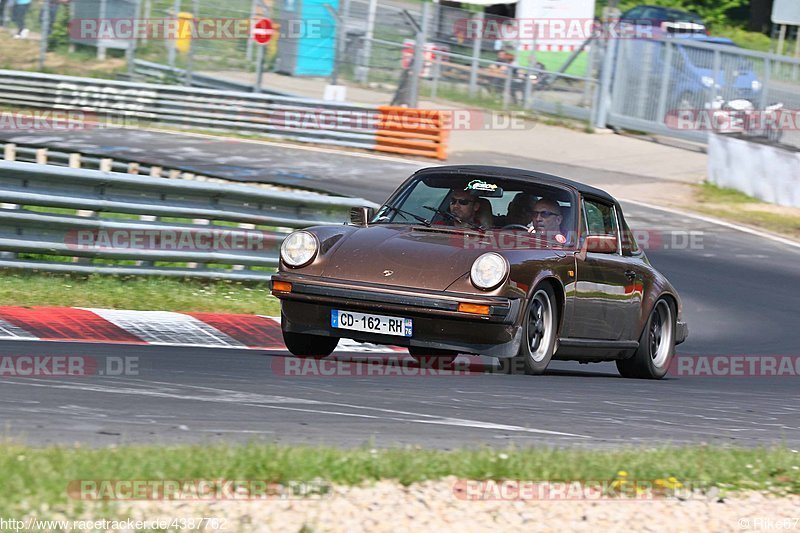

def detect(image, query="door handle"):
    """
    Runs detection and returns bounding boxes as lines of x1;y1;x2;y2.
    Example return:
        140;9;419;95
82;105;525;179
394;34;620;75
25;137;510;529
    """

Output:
624;270;637;280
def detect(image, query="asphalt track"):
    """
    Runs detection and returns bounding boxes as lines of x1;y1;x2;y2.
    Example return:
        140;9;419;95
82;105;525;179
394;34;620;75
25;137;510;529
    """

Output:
1;128;799;448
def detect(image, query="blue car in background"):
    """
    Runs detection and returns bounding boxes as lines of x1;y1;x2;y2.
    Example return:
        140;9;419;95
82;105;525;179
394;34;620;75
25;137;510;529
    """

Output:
668;35;762;109
622;34;763;112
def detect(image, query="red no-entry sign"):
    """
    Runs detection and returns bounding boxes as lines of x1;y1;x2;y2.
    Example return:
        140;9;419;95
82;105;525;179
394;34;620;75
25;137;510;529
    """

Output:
253;18;274;44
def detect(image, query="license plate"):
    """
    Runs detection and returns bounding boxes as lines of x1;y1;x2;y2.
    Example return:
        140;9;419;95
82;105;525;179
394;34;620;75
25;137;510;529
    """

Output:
331;310;412;337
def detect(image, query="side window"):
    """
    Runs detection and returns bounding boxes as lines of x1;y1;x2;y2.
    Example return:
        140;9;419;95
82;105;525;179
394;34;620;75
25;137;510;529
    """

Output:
618;208;640;256
583;198;618;238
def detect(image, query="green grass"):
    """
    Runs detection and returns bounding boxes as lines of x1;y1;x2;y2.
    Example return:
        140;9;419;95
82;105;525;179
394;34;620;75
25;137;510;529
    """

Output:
1;444;798;514
0;271;280;314
698;182;753;204
694;182;800;239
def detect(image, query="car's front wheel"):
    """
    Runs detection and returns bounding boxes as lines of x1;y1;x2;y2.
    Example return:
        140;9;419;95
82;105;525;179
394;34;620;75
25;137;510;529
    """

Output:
616;299;675;379
508;285;558;375
282;326;339;358
408;346;458;368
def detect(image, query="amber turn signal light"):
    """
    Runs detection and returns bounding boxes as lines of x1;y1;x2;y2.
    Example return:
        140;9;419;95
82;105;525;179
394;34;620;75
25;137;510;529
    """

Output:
457;303;490;315
272;281;292;293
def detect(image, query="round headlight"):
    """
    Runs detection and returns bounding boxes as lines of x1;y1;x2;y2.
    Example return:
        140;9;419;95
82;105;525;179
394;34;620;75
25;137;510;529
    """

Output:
280;231;318;268
470;252;508;290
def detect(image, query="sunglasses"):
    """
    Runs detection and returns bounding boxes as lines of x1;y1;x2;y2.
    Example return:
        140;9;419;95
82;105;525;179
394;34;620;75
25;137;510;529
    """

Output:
532;210;560;218
449;198;474;206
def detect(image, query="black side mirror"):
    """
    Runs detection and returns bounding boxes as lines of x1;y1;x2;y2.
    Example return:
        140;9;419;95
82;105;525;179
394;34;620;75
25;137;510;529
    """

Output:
349;206;374;227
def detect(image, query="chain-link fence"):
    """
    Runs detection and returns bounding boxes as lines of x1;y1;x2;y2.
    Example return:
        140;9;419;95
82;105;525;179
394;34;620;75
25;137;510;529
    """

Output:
606;36;800;148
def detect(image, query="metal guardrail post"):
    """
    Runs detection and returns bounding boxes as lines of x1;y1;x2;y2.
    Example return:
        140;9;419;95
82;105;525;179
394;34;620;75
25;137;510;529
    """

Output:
408;2;430;108
185;0;199;87
431;54;441;99
502;64;512;109
38;0;51;72
0;143;20;261
759;58;771;109
468;12;484;98
523;65;533;109
97;0;108;60
594;37;617;129
168;0;181;68
127;0;143;77
656;42;673;128
634;41;653;120
710;48;721;108
357;0;379;83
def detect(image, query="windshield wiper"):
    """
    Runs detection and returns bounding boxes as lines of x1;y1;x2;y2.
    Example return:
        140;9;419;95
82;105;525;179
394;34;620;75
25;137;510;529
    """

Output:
382;205;432;227
422;205;484;231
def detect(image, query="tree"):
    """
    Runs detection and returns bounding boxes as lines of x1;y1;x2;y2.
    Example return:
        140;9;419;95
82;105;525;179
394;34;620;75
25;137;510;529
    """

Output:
748;0;773;32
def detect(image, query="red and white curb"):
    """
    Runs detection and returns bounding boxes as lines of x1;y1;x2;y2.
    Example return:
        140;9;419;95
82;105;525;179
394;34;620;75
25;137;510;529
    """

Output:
0;307;402;353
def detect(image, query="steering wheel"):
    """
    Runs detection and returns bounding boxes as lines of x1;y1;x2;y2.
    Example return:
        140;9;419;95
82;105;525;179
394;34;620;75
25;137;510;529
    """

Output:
501;224;531;231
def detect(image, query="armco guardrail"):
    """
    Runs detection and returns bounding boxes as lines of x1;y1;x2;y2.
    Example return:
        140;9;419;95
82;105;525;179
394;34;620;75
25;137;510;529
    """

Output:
132;59;292;96
1;141;294;193
0;161;377;281
0;70;449;159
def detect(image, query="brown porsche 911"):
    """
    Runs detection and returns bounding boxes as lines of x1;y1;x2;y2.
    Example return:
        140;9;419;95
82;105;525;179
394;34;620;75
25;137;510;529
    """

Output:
271;165;688;379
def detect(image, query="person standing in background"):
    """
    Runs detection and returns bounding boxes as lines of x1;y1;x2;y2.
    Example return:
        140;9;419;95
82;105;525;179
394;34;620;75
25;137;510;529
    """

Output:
0;0;7;27
12;0;33;38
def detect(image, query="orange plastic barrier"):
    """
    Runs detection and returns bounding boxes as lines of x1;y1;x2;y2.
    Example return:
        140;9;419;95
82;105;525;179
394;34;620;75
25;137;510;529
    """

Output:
376;106;449;160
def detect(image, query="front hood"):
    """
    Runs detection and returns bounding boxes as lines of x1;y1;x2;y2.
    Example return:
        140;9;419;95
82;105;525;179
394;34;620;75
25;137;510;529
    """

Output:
320;226;487;291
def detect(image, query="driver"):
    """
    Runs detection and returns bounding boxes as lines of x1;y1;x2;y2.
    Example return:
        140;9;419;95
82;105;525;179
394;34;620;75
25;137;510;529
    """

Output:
446;189;482;228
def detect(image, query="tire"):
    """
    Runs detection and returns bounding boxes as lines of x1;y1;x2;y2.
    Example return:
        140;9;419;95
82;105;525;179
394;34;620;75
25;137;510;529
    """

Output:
616;299;675;379
507;284;558;375
281;314;339;359
408;346;457;368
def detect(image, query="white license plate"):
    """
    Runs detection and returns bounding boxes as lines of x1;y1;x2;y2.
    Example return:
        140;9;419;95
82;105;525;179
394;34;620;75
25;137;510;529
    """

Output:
331;310;412;337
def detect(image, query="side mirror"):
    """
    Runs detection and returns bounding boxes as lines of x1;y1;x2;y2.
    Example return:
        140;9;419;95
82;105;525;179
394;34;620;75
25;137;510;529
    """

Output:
584;235;618;254
349;206;374;227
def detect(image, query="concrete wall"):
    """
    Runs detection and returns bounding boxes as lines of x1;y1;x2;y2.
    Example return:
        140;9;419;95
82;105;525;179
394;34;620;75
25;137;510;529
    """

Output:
707;133;800;208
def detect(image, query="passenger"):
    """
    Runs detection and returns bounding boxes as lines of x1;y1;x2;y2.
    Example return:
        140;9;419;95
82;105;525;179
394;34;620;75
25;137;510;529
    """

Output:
498;193;536;226
528;198;565;242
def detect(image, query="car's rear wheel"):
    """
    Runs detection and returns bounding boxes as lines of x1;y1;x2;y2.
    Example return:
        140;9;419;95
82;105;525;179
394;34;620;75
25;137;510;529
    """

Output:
508;285;558;375
408;346;458;368
616;299;675;379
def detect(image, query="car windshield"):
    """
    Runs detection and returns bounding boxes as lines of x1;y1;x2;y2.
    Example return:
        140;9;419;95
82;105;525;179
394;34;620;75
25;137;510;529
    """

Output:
661;9;704;25
372;173;578;244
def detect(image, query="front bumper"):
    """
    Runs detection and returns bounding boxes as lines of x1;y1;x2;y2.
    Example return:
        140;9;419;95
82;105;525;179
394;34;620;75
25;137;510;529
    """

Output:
271;273;524;357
